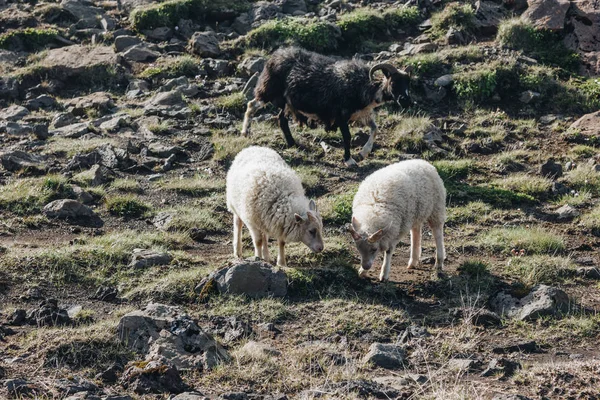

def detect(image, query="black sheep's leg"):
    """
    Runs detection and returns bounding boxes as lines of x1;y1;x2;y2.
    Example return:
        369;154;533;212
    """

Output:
278;109;296;147
339;121;357;167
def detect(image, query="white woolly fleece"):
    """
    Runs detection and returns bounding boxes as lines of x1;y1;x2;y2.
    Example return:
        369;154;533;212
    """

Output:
352;159;446;247
226;146;312;242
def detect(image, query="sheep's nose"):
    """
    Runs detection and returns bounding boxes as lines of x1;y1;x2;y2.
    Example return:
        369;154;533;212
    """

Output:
314;244;324;253
362;262;372;270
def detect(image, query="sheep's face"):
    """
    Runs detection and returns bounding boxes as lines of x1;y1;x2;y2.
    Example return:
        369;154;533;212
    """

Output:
295;200;324;253
347;217;384;271
388;72;412;108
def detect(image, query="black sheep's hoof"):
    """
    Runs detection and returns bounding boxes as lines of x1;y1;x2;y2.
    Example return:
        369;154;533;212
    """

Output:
355;153;365;162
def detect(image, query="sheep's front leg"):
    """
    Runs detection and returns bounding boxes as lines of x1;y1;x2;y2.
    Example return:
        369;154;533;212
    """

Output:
431;222;445;277
278;109;296;147
379;245;396;282
249;227;264;259
339;121;357;166
241;99;263;136
233;214;243;258
359;117;377;160
277;239;287;267
262;233;271;264
408;225;422;269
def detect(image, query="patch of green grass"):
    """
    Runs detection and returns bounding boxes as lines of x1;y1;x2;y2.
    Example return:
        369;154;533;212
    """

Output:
492;150;529;172
131;0;250;31
124;265;210;303
496;18;579;70
390;116;434;152
158;175;224;196
0;28;58;51
138;55;200;79
321;190;357;225
215;92;247;117
453;67;497;101
554;190;592;207
147;121;172;135
505;255;575;286
337;6;420;52
457;259;490;277
162;204;227;233
105;195;152;218
434;159;474;181
111;178;143;194
564;164;600;194
446;181;535;208
0;175;75;215
429;2;475;40
212;133;254;164
571;145;597;159
492;173;553;198
554;314;600;338
446;201;493;225
203;296;293;324
477;226;565;255
580;203;600;234
242;18;341;53
294;165;327;196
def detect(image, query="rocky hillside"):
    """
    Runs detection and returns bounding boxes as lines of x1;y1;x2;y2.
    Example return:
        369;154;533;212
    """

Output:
1;0;600;399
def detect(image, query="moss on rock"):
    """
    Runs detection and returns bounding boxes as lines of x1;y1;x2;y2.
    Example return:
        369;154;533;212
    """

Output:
0;28;59;52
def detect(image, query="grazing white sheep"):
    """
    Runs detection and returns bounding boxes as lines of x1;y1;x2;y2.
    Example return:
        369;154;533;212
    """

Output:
347;159;446;281
226;146;324;267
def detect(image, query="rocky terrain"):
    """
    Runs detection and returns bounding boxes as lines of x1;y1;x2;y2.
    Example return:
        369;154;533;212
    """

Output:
1;0;600;398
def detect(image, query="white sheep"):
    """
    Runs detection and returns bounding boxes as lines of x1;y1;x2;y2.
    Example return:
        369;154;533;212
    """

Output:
347;159;446;281
226;146;324;267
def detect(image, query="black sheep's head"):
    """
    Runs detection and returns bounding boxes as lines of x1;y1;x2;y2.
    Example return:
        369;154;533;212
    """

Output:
369;63;412;108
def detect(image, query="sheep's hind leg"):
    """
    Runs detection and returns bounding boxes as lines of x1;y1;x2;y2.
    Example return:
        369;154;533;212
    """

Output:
408;225;422;269
339;121;357;167
430;222;446;279
277;239;287;268
248;227;264;260
358;117;377;160
233;213;243;258
379;245;396;282
262;233;271;264
241;99;263;136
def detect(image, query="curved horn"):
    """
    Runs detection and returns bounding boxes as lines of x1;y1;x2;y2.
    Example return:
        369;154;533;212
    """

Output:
369;63;400;81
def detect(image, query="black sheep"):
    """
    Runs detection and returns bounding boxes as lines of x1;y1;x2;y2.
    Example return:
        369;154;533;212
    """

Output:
241;47;412;166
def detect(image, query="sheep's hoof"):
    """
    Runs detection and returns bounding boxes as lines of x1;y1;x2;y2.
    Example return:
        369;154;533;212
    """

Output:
379;275;389;282
344;157;358;167
241;128;250;137
431;270;446;280
358;267;367;277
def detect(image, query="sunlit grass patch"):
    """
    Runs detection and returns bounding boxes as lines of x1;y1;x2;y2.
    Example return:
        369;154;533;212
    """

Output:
564;163;600;194
0;175;74;215
105;195;152;218
477;226;565;255
434;159;474;181
389;116;435;152
320;188;357;225
158;175;225;196
505;255;575;285
124;265;211;303
111;178;143;194
492;173;553;198
446;201;493;225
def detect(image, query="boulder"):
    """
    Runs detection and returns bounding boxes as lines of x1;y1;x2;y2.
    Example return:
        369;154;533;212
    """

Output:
43;199;100;224
81;164;116;186
556;204;580;221
143;27;173;41
52;122;90;138
64;144;133;171
114;35;142;52
172;393;207;400
563;0;600;74
189;31;221;57
129;249;172;269
448;358;482;371
480;358;521;379
242;73;259;100
117;303;230;370
282;0;306;14
196;260;288;299
28;299;71;327
474;0;506;34
540;158;562;179
24;94;58;111
0;104;29;121
38;45;119;79
521;0;569;31
434;74;454;87
52;112;77;128
362;343;405;369
577;267;600;279
0;76;19;101
121;360;186;394
490;285;570;321
570;110;600;136
121;44;160;62
239;56;266;76
0;150;46;172
519;90;540;103
64;92;114;116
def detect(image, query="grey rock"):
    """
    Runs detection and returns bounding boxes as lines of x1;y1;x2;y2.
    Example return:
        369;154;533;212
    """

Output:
94;286;119;302
0;104;29;121
147;143;188;159
490;285;571;321
446;26;468;45
52;112;77;128
570;110;600;136
99;115;131;133
362;343;405;369
127;79;151;93
114;35;142;52
30;298;71;327
197;260;288;298
25;94;58;111
121;360;186;394
143;27;173;41
373;374;427;389
522;0;569;31
5;379;38;397
153;212;174;231
239;56;266;76
242;73;259;100
540;158;563;179
147;89;185;107
1;150;46;172
577;267;600;279
282;0;306;14
121;43;160;62
39;45;119;81
65;92;114;116
172;393;208;400
434;74;454;87
118;303;183;354
52;122;90;138
492;395;532;400
129;249;172;269
556;204;580;221
448;358;481;371
201;58;231;78
72;185;94;204
492;340;539;354
240;340;281;358
481;358;521;379
0;76;19;101
474;0;506;34
189;31;221;57
519;90;540;104
84;164;117;186
62;0;108;29
43;199;97;220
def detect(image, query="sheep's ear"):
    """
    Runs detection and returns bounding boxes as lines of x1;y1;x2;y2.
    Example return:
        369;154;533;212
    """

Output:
367;229;384;243
346;223;362;241
295;213;306;223
351;216;361;230
309;199;317;212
